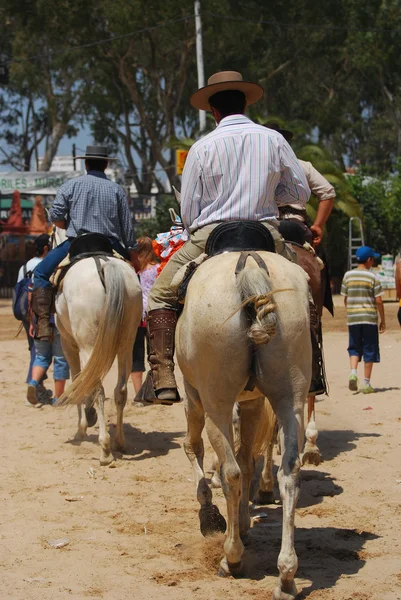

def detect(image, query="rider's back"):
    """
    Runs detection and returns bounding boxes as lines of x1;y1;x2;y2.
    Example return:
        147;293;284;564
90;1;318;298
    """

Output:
50;172;130;243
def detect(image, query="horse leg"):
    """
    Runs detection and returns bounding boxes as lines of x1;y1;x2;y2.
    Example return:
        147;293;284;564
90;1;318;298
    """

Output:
183;381;227;537
254;411;277;505
302;394;321;466
114;351;130;453
204;398;244;578
269;396;302;600
236;397;264;536
211;402;241;489
95;384;113;466
58;333;85;440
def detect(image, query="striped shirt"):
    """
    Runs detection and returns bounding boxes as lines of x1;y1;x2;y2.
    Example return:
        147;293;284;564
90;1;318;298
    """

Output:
50;171;136;248
341;268;383;325
180;115;310;232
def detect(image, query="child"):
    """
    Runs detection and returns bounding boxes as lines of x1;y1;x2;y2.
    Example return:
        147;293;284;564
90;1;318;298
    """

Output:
341;246;385;393
131;237;159;398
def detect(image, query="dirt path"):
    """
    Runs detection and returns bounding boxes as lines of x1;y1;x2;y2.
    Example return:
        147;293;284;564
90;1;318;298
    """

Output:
1;302;401;600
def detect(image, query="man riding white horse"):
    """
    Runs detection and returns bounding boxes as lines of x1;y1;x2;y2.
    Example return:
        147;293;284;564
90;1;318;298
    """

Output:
136;70;329;405
31;145;138;340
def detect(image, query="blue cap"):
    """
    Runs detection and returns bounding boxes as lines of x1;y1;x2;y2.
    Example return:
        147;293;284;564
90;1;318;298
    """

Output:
355;246;380;263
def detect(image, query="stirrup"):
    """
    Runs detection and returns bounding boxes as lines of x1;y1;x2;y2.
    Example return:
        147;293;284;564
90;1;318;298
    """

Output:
135;371;181;406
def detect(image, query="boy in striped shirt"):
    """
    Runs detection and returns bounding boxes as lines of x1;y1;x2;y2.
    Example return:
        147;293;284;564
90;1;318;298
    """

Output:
341;246;385;393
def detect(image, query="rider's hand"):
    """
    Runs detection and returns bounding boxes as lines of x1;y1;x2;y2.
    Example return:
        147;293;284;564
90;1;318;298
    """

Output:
130;250;140;273
310;224;323;247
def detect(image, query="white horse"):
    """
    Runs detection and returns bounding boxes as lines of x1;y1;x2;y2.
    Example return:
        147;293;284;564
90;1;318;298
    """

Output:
177;251;311;600
52;229;142;465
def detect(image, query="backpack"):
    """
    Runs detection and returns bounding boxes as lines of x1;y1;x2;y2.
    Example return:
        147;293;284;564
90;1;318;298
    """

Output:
12;264;34;322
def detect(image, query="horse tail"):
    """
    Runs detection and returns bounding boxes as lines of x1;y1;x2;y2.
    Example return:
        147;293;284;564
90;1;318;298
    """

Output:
252;398;278;457
236;265;277;345
57;261;127;406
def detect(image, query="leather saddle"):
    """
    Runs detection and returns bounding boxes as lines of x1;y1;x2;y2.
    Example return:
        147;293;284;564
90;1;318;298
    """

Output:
69;232;113;258
278;219;308;246
177;221;276;304
205;221;276;256
53;233;114;292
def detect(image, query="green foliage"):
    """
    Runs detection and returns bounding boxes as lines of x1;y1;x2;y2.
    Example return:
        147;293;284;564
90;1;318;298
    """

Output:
347;168;401;256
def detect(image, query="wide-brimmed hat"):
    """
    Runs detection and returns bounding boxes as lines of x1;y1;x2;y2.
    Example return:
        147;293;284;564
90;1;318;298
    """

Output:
190;71;264;111
263;121;294;142
76;145;117;160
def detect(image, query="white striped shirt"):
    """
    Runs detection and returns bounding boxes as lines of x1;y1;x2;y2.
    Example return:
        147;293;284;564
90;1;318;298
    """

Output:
181;115;310;232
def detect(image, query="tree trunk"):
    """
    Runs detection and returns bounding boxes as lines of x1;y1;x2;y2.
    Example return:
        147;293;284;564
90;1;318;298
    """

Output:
39;121;68;171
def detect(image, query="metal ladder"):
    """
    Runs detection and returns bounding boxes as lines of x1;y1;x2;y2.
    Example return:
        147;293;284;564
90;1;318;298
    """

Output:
348;217;365;270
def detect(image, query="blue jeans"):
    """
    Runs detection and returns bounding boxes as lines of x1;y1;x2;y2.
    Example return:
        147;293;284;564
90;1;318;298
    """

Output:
23;321;46;384
33;238;130;289
33;329;70;380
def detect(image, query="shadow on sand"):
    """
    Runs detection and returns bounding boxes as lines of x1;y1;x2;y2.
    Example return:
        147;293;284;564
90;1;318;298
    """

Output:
317;429;381;462
65;423;183;461
112;423;183;460
240;517;378;596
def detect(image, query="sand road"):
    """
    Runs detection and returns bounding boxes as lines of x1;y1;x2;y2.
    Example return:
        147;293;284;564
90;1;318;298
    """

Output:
0;300;400;600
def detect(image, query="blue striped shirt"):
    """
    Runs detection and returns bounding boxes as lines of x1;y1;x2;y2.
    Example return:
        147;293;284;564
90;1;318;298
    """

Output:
50;171;136;248
180;115;310;232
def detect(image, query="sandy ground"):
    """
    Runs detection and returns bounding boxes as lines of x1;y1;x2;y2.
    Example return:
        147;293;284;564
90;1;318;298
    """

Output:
1;298;401;600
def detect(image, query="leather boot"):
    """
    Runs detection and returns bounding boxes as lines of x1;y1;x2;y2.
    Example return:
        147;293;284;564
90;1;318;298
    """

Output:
135;308;180;405
309;301;327;396
31;287;54;340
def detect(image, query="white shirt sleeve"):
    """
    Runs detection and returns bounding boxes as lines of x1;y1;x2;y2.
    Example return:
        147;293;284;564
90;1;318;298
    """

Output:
180;146;203;231
300;161;336;201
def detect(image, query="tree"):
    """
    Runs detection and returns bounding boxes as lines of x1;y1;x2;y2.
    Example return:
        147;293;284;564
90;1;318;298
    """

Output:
0;90;47;170
5;0;99;170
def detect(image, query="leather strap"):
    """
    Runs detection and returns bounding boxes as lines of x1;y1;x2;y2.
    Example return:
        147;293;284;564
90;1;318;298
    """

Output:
94;255;109;290
235;251;270;276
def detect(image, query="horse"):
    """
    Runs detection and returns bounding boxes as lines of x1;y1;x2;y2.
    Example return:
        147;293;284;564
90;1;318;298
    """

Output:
51;227;142;465
176;250;311;600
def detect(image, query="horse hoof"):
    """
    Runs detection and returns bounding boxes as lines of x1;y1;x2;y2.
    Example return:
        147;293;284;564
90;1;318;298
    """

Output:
100;454;115;466
85;406;97;428
302;449;322;466
218;558;243;578
272;580;298;600
199;504;227;537
210;472;222;488
253;490;275;505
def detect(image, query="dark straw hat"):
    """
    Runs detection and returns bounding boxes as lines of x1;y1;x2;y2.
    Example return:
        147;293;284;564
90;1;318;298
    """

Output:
75;145;117;160
263;121;294;142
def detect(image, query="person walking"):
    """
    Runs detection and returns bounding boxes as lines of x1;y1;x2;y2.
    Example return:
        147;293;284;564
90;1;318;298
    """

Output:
16;234;52;405
131;237;158;398
341;246;385;393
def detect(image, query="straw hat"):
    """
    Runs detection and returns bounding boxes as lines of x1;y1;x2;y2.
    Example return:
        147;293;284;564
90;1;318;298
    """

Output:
76;145;117;160
190;71;264;111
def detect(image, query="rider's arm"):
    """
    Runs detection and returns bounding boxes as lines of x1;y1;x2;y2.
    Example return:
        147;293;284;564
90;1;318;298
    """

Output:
53;219;66;229
275;140;310;207
117;188;137;251
50;184;69;224
180;146;203;231
301;161;335;245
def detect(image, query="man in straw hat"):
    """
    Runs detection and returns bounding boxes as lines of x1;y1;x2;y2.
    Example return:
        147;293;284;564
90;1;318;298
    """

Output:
264;122;335;247
136;70;314;405
31;145;138;340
